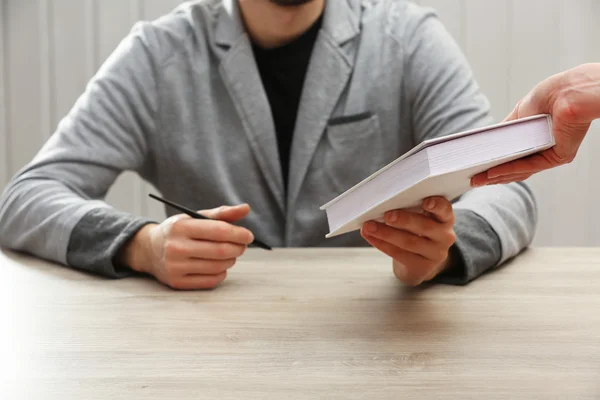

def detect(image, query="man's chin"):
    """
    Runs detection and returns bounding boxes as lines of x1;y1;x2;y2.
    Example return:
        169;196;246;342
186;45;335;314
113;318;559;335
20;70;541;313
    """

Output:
269;0;315;6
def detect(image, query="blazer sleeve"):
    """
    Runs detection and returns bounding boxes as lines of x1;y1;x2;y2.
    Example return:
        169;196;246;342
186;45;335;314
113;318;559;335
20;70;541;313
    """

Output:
0;22;162;274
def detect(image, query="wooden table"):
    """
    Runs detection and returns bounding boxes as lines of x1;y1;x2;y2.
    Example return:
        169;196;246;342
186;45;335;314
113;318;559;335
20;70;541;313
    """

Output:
1;247;599;399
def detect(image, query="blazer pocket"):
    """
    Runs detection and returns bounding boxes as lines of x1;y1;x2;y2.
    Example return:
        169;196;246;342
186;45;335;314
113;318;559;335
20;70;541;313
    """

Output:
328;112;373;126
322;113;386;194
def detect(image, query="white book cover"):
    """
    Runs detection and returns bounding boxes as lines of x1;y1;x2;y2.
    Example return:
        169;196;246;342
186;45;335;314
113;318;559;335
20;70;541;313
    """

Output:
320;114;555;238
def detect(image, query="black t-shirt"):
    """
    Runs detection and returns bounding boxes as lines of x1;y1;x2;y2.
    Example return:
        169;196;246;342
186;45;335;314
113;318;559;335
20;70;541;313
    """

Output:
251;16;323;191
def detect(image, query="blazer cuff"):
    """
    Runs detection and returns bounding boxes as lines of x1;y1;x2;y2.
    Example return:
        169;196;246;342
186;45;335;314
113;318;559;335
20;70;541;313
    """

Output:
66;208;157;278
434;208;502;285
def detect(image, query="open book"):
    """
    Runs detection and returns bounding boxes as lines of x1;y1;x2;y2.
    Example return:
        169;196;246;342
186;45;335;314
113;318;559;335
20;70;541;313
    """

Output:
320;114;554;238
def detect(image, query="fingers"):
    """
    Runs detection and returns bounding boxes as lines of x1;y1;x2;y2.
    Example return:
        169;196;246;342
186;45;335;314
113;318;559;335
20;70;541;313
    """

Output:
165;238;247;261
472;172;531;186
158;247;237;290
362;233;429;266
382;209;441;240
495;66;597;188
381;197;453;241
199;204;251;222
363;222;446;261
421;197;454;224
170;258;237;276
487;153;552;179
168;271;228;291
147;204;254;291
362;198;456;286
470;172;488;186
174;218;254;245
393;260;438;287
475;173;533;186
362;235;439;286
470;152;553;186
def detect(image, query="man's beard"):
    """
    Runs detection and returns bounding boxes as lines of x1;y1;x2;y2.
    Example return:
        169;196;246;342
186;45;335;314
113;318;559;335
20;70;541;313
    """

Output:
269;0;315;6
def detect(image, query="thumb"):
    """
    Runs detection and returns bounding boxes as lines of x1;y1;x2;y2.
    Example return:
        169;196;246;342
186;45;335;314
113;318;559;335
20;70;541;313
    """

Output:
504;91;541;122
504;72;558;122
503;100;521;122
199;204;251;222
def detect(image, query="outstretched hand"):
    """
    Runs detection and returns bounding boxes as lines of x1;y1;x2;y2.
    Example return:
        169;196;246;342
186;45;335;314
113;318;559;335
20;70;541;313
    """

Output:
471;63;600;186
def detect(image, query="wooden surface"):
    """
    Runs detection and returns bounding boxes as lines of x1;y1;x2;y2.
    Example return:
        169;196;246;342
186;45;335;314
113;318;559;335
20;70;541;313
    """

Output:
1;247;599;399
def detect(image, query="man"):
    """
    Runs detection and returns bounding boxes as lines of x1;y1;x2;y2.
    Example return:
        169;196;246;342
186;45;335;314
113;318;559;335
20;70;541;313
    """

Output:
0;0;537;290
472;63;600;186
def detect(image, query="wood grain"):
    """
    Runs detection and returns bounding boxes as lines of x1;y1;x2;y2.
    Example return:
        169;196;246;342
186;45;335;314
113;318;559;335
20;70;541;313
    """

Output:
1;247;599;399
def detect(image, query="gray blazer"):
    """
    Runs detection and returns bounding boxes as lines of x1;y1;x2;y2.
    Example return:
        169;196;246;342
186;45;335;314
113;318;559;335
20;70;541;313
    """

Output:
0;0;537;282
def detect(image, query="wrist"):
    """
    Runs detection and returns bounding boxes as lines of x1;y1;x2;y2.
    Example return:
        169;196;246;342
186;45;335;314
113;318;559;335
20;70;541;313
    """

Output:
437;244;454;270
439;244;461;276
118;224;157;274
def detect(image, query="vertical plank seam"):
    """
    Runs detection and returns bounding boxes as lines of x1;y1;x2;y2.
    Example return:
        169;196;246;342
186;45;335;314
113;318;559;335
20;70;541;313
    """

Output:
459;0;466;50
551;0;562;245
39;0;53;141
136;0;145;20
48;0;56;135
134;0;148;217
85;0;97;81
506;0;512;112
0;0;9;184
588;0;598;244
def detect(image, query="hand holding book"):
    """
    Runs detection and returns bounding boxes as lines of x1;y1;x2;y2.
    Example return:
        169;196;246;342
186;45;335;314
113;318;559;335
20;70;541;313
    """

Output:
360;196;457;286
472;63;600;186
321;114;555;238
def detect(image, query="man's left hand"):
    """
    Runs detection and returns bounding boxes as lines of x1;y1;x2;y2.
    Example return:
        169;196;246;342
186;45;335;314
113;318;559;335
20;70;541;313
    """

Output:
361;196;457;286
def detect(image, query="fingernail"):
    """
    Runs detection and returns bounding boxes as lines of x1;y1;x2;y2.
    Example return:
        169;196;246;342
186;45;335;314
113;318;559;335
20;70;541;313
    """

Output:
386;212;398;223
488;171;500;179
426;198;436;210
366;222;377;233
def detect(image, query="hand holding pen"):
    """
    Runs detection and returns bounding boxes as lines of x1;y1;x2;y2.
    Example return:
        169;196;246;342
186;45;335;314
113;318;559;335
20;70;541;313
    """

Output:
149;194;271;250
117;194;271;291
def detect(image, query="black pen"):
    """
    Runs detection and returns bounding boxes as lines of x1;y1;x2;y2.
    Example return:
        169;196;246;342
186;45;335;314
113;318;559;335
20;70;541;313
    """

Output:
148;194;272;250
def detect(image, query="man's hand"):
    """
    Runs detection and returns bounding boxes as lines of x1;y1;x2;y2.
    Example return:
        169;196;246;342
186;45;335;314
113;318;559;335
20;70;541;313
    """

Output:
472;63;600;186
119;204;255;290
361;196;457;286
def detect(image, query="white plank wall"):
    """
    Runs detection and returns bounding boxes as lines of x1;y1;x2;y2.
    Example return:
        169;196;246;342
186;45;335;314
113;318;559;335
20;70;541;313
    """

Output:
0;0;7;188
0;0;598;246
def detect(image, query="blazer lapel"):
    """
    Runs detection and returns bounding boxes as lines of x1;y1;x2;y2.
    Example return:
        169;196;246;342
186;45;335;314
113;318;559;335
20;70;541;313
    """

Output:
286;0;360;212
216;1;285;213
